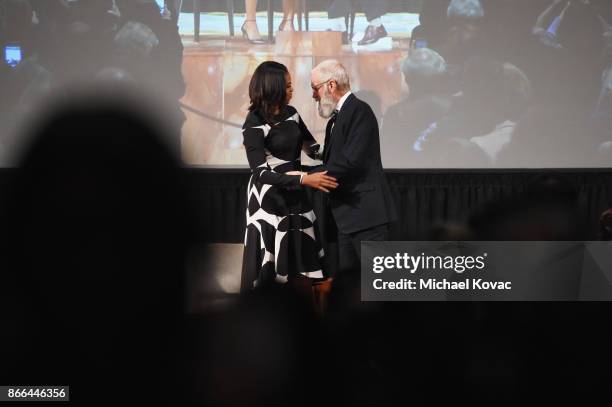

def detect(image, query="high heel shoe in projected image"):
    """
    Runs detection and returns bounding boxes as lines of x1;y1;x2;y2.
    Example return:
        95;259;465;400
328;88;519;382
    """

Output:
278;18;295;32
241;19;267;44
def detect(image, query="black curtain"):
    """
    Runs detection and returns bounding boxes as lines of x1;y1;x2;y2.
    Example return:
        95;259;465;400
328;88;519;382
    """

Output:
1;168;609;243
185;168;612;243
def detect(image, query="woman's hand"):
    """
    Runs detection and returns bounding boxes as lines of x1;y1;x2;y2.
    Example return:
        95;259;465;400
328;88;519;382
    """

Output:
301;171;338;193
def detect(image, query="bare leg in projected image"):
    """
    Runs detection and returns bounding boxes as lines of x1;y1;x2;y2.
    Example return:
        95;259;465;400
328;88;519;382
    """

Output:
279;0;296;32
242;0;266;43
242;0;297;43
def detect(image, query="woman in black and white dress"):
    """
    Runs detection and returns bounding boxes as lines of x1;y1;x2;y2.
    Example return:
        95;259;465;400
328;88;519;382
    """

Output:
241;61;338;291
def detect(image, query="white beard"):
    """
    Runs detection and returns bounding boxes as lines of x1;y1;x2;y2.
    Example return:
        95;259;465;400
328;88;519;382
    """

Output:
317;90;337;118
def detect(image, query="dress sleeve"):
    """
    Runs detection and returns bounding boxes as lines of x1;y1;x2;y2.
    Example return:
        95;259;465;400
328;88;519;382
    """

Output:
242;121;301;187
298;114;322;160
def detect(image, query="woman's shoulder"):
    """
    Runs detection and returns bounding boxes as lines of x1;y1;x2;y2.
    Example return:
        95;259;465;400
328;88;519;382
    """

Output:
282;105;301;122
285;105;298;115
243;109;265;129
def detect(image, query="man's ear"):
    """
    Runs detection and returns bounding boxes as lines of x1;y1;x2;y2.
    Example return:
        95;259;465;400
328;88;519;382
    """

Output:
329;80;339;96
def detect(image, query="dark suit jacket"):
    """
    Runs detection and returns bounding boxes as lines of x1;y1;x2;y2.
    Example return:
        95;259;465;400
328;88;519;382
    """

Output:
315;93;397;234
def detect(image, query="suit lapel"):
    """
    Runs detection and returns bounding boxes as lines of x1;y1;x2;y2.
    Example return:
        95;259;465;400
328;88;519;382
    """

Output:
323;94;355;163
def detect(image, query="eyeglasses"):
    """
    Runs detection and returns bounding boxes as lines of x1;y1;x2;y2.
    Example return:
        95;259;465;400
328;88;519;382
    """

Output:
311;79;332;92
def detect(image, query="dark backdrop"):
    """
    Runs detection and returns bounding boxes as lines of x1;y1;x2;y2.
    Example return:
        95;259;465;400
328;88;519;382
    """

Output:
1;168;608;243
183;168;612;243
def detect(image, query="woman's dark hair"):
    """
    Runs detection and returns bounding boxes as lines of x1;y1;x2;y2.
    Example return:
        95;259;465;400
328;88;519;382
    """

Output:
248;61;289;124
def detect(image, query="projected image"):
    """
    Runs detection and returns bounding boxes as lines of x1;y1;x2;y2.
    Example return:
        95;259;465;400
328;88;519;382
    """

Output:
177;0;612;168
0;0;610;168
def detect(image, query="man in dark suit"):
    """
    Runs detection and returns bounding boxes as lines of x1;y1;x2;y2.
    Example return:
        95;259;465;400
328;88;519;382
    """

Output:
310;59;397;282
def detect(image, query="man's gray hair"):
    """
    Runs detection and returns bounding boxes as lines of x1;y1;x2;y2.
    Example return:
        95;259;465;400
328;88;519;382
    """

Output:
401;48;446;80
312;59;351;91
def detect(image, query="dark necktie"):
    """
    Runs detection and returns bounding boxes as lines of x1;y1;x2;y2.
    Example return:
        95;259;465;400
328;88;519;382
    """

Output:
323;110;339;162
325;110;339;138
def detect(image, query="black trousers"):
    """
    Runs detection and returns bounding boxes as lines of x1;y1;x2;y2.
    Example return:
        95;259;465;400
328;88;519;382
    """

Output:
323;222;388;307
328;0;388;22
338;223;389;276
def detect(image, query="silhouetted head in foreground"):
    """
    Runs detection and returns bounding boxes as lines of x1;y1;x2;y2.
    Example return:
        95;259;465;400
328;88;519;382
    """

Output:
2;85;196;402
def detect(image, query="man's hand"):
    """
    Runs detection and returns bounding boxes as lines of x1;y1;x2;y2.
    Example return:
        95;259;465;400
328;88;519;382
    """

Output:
301;171;339;193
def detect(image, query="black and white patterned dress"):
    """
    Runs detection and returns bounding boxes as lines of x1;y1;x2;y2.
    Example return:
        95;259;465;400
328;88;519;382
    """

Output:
241;106;325;290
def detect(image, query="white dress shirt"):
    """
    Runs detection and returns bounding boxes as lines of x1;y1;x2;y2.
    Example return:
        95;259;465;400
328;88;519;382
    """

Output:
336;90;352;114
331;90;352;133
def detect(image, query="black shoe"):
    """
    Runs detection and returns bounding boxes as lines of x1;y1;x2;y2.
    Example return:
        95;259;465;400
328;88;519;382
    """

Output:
241;20;267;44
358;24;387;46
278;18;295;32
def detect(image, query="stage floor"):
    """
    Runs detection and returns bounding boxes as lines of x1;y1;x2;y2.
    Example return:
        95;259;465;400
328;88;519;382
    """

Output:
187;243;243;312
178;12;417;166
